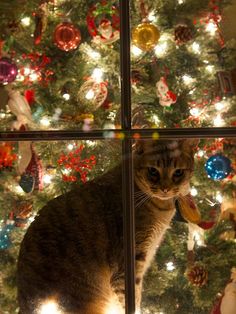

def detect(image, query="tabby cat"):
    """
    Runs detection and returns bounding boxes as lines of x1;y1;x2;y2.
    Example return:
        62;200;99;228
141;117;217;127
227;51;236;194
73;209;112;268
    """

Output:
17;139;197;314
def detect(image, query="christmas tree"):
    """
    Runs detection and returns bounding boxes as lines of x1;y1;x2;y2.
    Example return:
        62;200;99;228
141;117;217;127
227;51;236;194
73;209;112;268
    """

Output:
0;0;236;313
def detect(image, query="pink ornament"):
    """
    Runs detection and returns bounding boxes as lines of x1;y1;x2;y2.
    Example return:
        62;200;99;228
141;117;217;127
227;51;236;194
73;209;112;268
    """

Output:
156;77;177;107
0;57;18;83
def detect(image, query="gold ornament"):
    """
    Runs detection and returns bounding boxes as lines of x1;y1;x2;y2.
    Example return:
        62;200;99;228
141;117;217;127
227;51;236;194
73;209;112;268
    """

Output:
132;22;160;51
177;193;201;224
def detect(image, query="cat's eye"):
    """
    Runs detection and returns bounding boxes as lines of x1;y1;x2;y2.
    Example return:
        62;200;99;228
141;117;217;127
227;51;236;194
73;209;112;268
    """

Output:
173;169;184;178
147;167;160;182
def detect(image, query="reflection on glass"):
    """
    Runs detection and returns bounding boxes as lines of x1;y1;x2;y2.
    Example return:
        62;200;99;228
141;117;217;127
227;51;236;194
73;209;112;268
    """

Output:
136;138;236;314
0;1;121;131
0;140;123;313
131;1;236;128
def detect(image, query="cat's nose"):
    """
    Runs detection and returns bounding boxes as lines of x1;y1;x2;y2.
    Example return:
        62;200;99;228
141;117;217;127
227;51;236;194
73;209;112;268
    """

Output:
161;188;169;193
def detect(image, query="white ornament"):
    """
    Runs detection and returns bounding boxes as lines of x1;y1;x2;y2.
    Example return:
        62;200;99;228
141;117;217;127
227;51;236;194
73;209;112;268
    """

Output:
156;77;177;107
6;88;34;130
79;79;108;109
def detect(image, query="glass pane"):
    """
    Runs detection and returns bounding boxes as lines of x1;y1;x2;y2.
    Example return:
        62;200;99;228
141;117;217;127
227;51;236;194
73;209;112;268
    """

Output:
132;138;236;313
0;1;121;131
130;1;236;128
0;139;125;313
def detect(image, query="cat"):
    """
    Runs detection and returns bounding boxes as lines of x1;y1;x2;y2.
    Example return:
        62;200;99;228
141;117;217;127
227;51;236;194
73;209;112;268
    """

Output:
17;139;197;314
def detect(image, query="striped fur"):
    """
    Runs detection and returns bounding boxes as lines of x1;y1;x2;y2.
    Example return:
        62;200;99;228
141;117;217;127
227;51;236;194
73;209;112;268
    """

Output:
17;139;197;313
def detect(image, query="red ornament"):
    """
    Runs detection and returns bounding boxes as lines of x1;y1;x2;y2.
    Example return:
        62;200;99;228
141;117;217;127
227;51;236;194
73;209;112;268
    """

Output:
54;22;81;51
87;2;120;44
24;89;35;105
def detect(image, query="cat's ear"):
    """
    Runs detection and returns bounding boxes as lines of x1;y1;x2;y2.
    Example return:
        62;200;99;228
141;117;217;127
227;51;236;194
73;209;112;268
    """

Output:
132;140;144;155
181;139;199;152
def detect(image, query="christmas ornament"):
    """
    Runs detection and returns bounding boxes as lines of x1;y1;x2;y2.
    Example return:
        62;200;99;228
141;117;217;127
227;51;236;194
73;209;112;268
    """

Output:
0;142;17;169
58;144;96;183
24;89;35;105
78;79;108;109
87;2;120;44
217;71;235;96
174;24;193;44
176;193;201;224
205;154;231;181
33;3;48;45
54;22;81;51
132;22;160;51
18;141;43;193
186;263;208;287
13;202;33;227
211;268;236;314
156;77;177;107
0;221;15;250
0;57;18;84
7;88;34;130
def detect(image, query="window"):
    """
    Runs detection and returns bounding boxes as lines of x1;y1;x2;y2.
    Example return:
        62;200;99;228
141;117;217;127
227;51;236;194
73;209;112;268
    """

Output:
0;1;236;313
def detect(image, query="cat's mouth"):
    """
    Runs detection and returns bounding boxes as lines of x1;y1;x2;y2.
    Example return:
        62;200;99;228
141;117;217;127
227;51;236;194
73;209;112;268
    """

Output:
154;193;174;200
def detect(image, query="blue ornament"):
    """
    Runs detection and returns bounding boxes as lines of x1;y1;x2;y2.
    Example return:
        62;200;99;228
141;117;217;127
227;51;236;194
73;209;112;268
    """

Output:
0;222;15;250
205;154;231;181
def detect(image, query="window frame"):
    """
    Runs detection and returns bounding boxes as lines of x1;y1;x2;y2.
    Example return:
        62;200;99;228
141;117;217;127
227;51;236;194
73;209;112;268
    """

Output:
0;1;236;313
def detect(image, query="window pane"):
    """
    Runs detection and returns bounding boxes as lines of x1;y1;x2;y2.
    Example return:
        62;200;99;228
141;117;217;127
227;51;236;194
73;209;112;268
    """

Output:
0;139;125;314
132;137;236;314
130;1;236;128
0;1;121;131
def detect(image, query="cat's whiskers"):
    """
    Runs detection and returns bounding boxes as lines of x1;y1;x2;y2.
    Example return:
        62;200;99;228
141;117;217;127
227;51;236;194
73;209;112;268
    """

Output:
134;192;152;209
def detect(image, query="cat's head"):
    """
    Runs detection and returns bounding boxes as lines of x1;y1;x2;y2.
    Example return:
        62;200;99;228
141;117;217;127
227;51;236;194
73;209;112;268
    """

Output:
133;139;198;200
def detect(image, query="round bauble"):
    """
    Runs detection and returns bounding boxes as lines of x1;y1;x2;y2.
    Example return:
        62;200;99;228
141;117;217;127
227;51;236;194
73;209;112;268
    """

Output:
205;154;231;181
132;22;160;51
54;22;81;51
0;57;18;84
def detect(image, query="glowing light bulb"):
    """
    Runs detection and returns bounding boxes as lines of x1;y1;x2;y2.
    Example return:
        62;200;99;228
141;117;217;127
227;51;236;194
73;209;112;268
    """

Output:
182;74;195;85
29;72;39;81
131;45;142;57
62;93;70;101
197;150;204;157
178;0;184;4
39;300;61;314
190;187;198;196
213;114;224;127
166;261;175;271
192;42;200;54
88;50;101;59
85;89;95;100
67;143;74;150
43;174;52;185
206;65;214;73
92;68;103;82
154;42;168;57
206;21;217;35
40;116;51;127
24;67;31;76
21;17;31;26
15;185;24;195
148;10;157;22
216;193;223;203
190;108;200;117
215;102;225;111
